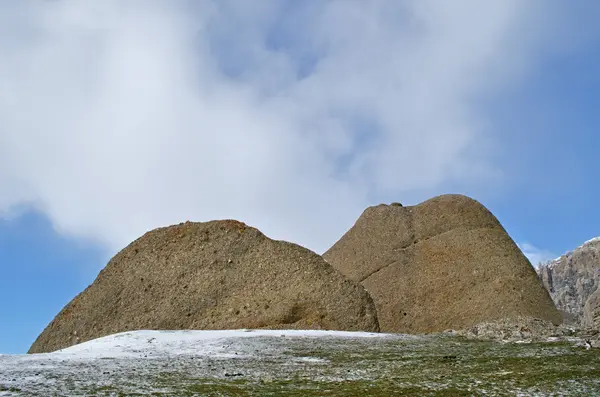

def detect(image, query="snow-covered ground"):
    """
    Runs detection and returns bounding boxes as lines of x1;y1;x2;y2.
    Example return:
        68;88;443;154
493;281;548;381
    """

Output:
46;329;389;360
0;329;401;396
1;329;598;396
584;237;600;246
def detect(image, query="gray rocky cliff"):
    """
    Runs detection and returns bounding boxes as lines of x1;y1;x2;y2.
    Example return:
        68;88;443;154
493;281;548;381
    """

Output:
537;237;600;328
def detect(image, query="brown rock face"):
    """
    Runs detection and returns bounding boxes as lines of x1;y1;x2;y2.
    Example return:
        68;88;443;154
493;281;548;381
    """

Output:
29;220;379;353
323;194;561;333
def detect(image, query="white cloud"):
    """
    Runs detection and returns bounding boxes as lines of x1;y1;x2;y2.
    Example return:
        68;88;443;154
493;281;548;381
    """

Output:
518;242;557;268
0;1;569;254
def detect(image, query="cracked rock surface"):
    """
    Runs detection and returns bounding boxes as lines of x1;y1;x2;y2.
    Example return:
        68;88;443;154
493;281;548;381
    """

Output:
537;238;600;329
324;194;561;333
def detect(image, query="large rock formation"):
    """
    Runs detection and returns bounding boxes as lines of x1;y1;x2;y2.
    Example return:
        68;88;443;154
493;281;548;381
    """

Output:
584;289;600;329
323;194;562;333
29;220;379;353
537;237;600;328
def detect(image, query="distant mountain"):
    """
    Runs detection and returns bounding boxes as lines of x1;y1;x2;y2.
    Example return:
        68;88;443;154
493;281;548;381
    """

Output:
537;237;600;328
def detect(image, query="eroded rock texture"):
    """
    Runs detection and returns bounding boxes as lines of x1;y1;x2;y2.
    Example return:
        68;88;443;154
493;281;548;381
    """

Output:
324;194;561;333
538;238;600;328
29;220;379;353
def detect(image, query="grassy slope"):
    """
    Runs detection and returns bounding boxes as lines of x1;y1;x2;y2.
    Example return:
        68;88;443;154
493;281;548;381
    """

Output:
2;335;599;396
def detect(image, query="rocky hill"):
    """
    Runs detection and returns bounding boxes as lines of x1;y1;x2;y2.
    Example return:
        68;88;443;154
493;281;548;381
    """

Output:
29;220;379;353
537;237;600;328
323;194;562;333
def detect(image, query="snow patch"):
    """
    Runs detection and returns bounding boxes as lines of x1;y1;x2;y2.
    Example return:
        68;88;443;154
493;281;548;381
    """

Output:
294;356;329;363
540;237;600;269
37;329;391;359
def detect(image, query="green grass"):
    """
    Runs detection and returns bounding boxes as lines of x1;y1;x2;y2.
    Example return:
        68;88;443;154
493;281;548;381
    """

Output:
4;335;599;396
183;379;480;396
145;337;600;396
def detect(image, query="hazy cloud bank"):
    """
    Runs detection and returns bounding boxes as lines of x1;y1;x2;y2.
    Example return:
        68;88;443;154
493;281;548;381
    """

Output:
0;0;573;254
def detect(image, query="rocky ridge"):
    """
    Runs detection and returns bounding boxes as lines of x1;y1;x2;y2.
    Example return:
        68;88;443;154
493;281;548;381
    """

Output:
453;316;600;347
537;237;600;328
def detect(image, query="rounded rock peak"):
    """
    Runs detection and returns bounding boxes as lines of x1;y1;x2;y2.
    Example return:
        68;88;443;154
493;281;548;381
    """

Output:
365;194;488;211
416;193;489;210
157;219;251;233
133;220;259;242
360;194;500;231
323;193;560;333
29;219;379;353
412;194;502;239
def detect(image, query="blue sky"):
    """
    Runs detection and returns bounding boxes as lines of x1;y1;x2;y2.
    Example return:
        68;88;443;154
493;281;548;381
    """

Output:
0;211;107;354
1;1;600;354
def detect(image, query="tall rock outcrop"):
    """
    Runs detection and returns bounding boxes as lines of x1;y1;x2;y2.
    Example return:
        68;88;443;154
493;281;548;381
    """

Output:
29;220;379;353
323;194;562;333
537;237;600;328
584;289;600;329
